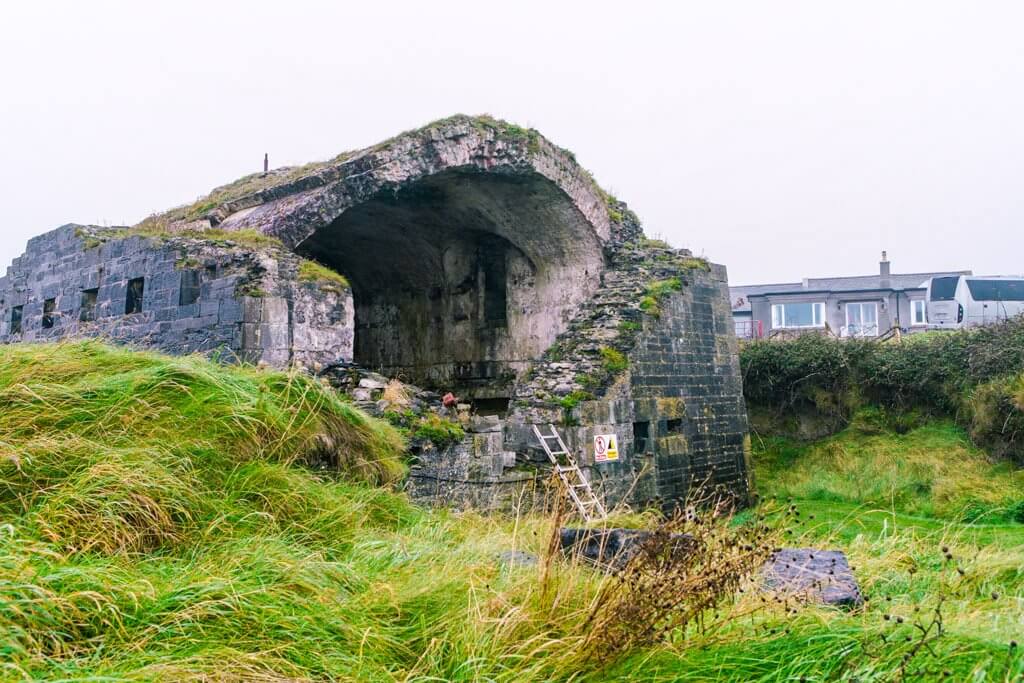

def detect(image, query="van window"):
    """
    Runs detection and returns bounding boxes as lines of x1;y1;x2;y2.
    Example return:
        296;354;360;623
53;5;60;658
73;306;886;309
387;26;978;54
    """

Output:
965;279;1024;302
911;300;926;325
929;277;959;301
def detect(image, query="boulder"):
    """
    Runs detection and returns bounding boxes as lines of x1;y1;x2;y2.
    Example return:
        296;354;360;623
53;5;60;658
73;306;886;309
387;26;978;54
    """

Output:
763;548;863;608
559;527;694;570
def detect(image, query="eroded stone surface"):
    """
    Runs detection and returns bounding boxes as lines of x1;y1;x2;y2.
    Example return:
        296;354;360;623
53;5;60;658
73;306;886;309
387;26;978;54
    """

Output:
763;548;863;608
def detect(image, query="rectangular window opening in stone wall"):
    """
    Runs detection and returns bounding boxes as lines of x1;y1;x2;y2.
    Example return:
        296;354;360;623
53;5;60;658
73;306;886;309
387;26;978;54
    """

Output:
126;277;145;315
10;305;23;334
633;421;651;452
80;289;99;322
666;418;684;434
179;270;201;306
42;298;57;329
480;243;508;327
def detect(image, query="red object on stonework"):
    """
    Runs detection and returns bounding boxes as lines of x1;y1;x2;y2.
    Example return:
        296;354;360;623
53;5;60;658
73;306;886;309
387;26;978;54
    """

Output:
442;392;457;408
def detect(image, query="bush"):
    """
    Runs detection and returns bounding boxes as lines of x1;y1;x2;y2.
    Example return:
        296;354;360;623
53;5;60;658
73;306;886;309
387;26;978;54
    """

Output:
966;373;1024;461
740;317;1024;461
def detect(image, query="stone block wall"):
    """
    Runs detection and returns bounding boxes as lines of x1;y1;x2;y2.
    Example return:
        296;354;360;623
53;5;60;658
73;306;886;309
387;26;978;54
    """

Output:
625;263;750;507
0;225;353;368
411;254;752;514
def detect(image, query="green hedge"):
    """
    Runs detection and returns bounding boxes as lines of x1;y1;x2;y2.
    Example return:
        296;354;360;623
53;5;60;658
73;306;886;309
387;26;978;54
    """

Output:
740;317;1024;461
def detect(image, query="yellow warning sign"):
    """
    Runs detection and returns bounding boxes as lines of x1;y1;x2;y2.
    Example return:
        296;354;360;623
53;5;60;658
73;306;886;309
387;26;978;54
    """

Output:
594;433;619;463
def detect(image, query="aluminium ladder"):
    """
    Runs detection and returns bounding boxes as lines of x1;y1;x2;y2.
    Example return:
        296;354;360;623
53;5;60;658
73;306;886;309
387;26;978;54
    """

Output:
532;424;607;523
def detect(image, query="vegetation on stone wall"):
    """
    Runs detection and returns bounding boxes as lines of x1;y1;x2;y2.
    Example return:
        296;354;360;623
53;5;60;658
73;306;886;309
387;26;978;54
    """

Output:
740;317;1024;461
639;277;683;317
599;345;629;373
411;412;466;449
380;407;466;450
298;258;351;293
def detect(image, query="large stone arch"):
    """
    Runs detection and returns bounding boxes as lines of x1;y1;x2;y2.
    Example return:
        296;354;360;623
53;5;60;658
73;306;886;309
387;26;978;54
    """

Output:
212;116;621;393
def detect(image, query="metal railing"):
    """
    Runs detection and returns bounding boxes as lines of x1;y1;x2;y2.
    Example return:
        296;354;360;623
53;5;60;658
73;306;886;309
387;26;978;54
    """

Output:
734;320;764;339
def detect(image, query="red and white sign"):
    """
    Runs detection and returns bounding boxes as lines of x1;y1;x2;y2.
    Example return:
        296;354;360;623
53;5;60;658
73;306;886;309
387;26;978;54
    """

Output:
594;434;619;463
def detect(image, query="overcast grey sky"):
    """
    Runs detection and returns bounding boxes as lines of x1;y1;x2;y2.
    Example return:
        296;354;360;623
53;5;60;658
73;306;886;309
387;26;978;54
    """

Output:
2;1;1021;285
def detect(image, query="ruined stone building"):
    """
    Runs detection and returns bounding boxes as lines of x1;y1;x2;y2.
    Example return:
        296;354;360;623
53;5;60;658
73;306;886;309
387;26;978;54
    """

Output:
0;115;751;511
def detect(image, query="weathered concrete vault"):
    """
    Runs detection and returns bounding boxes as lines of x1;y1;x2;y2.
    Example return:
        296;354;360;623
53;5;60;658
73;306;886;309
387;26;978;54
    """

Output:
295;170;605;392
0;115;751;512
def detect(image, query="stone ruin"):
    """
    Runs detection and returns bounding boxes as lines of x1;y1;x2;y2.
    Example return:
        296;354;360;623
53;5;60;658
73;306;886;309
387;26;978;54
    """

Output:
0;115;751;513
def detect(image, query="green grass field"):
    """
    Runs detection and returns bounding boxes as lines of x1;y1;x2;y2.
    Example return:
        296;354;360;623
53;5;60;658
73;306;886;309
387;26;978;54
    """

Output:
0;342;1021;681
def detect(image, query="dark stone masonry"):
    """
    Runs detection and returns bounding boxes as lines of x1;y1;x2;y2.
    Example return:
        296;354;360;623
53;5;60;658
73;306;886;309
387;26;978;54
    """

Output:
0;226;350;367
0;114;751;513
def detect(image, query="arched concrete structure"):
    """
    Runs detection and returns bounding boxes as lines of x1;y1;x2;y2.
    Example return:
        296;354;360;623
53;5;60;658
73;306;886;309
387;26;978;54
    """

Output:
0;115;752;514
210;116;628;391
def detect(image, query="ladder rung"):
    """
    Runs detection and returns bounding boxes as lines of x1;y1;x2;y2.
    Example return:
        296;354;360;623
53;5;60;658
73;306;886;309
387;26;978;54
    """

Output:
534;423;606;523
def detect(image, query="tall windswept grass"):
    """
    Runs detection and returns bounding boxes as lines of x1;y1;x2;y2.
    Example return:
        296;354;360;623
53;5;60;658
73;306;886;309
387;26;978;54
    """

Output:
0;341;1020;681
0;341;406;555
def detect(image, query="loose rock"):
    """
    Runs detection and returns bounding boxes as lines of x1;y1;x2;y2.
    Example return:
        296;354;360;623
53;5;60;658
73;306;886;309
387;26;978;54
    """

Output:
763;548;863;608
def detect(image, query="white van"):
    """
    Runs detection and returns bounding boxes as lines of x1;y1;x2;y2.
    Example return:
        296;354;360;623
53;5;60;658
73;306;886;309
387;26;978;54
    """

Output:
925;275;1024;329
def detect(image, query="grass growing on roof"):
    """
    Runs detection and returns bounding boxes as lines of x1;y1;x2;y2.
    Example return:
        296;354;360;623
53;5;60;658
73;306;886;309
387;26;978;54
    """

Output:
97;224;286;251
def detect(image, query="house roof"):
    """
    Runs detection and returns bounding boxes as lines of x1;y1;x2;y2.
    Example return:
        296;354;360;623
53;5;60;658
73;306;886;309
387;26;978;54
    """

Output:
729;270;972;312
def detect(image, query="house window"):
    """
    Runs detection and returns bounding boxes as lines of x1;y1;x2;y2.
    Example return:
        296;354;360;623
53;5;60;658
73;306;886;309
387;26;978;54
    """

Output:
42;298;57;329
125;277;145;315
10;305;23;334
771;302;825;329
846;302;878;337
179;270;201;306
911;299;926;326
80;289;99;322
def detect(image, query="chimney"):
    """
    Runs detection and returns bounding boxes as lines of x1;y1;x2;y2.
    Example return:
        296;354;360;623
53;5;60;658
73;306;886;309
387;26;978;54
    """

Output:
879;251;890;278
